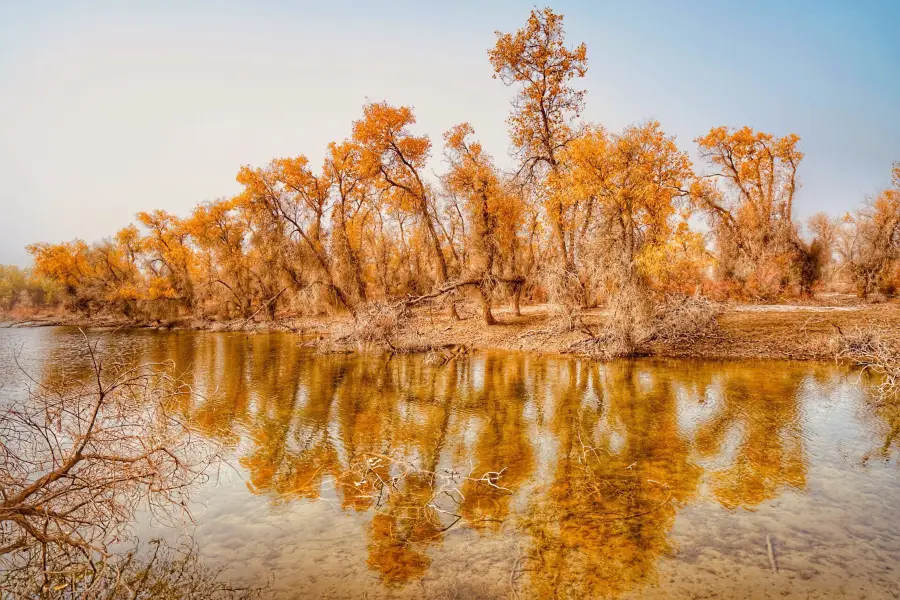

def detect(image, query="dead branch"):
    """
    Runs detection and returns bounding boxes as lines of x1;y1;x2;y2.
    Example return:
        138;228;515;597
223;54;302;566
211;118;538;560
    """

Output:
0;334;224;593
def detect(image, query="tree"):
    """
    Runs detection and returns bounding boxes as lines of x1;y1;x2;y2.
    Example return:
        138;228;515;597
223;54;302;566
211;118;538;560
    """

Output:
27;240;96;313
0;265;57;312
805;211;842;290
353;102;454;294
489;7;588;297
184;198;258;317
838;164;900;296
324;140;371;306
0;336;219;595
443;123;525;324
237;157;354;314
567;121;695;351
695;126;811;297
136;210;196;310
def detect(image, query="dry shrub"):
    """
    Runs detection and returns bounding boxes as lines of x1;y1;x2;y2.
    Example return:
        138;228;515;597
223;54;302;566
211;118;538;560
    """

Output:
646;293;721;345
542;260;587;326
602;278;653;356
567;293;720;359
324;300;411;351
0;334;229;596
832;326;900;456
832;326;900;401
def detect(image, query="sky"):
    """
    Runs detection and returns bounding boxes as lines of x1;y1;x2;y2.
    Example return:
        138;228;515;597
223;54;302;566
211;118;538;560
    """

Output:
1;0;898;265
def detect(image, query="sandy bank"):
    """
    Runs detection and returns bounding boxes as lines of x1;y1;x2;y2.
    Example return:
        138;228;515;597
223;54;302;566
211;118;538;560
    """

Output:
5;301;900;362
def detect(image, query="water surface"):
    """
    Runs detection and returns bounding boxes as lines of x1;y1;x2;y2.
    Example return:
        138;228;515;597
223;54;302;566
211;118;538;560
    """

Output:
1;328;898;599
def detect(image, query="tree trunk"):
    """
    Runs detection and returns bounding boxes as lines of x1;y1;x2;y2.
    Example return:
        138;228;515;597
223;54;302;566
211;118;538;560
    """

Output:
421;203;459;320
480;286;496;325
511;283;523;316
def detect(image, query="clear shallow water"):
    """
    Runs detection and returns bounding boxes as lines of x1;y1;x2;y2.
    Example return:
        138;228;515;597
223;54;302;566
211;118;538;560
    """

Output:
1;327;899;599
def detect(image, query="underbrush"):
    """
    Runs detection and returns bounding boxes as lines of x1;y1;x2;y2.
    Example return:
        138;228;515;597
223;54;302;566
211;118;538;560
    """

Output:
831;326;900;401
566;294;721;359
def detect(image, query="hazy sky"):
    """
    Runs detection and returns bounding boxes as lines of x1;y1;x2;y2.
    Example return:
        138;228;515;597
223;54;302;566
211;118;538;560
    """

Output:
1;0;898;265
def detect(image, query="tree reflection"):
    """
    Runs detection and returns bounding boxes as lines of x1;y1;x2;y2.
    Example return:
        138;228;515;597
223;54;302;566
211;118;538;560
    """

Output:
458;354;535;529
26;333;843;598
519;360;702;598
360;357;463;584
693;363;808;509
240;347;341;500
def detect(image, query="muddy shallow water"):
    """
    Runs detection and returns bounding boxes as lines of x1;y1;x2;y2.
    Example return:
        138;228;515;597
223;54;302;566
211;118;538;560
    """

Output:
1;328;899;599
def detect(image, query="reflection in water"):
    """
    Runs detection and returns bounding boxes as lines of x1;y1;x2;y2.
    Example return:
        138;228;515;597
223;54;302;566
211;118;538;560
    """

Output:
694;366;808;509
5;328;898;599
519;362;703;597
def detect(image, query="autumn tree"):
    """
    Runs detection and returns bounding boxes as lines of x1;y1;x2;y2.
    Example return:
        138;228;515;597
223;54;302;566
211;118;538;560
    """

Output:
236;145;379;315
838;162;900;296
443;123;525;324
695;126;814;297
490;7;588;306
237;157;352;314
567;121;696;351
324;140;371;305
27;240;95;313
805;211;842;290
136;210;196;311
184;197;260;317
0;265;56;312
86;225;147;315
352;102;455;301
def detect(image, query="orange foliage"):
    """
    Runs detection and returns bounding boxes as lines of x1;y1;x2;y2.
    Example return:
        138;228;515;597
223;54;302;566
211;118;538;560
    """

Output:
22;8;897;322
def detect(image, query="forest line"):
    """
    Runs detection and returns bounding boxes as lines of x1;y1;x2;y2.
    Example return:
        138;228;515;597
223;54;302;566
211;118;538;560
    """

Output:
3;8;898;336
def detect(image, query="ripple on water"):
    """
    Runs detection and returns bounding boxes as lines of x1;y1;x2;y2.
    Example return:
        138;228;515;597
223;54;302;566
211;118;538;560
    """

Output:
1;329;898;599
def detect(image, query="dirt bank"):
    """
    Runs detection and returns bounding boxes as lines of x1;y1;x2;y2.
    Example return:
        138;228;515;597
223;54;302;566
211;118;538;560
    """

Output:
368;302;900;361
5;301;900;362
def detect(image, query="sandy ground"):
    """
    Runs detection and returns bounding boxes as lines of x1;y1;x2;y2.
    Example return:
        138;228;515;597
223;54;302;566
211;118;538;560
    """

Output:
386;301;900;361
4;299;900;362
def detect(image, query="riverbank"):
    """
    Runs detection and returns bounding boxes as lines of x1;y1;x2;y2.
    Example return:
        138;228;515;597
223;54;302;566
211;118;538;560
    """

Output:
4;300;900;362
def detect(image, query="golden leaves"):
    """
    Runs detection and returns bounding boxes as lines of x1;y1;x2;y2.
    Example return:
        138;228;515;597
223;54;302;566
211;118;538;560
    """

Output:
489;7;587;169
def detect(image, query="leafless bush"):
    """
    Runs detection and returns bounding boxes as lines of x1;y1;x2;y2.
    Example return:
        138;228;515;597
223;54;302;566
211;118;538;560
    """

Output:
347;301;410;350
645;294;721;345
0;333;224;595
567;293;720;359
322;299;420;353
832;326;900;401
542;261;587;328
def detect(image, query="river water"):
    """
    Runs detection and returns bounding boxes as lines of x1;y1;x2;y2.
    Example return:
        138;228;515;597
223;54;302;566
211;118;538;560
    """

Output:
1;327;898;598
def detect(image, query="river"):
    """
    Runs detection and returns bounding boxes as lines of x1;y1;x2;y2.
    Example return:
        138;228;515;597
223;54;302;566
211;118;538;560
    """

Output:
1;327;898;598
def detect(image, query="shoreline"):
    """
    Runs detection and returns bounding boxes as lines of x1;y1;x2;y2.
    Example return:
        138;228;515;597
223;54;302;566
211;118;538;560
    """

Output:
5;301;900;363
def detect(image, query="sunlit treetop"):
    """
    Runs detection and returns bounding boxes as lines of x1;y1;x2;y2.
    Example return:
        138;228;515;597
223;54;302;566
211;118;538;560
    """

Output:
695;126;803;214
352;102;431;176
489;7;588;174
442;122;497;197
352;101;435;217
27;240;91;288
567;121;694;245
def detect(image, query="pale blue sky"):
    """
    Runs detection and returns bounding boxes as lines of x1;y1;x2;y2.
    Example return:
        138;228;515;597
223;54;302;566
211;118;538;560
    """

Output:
1;0;898;265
